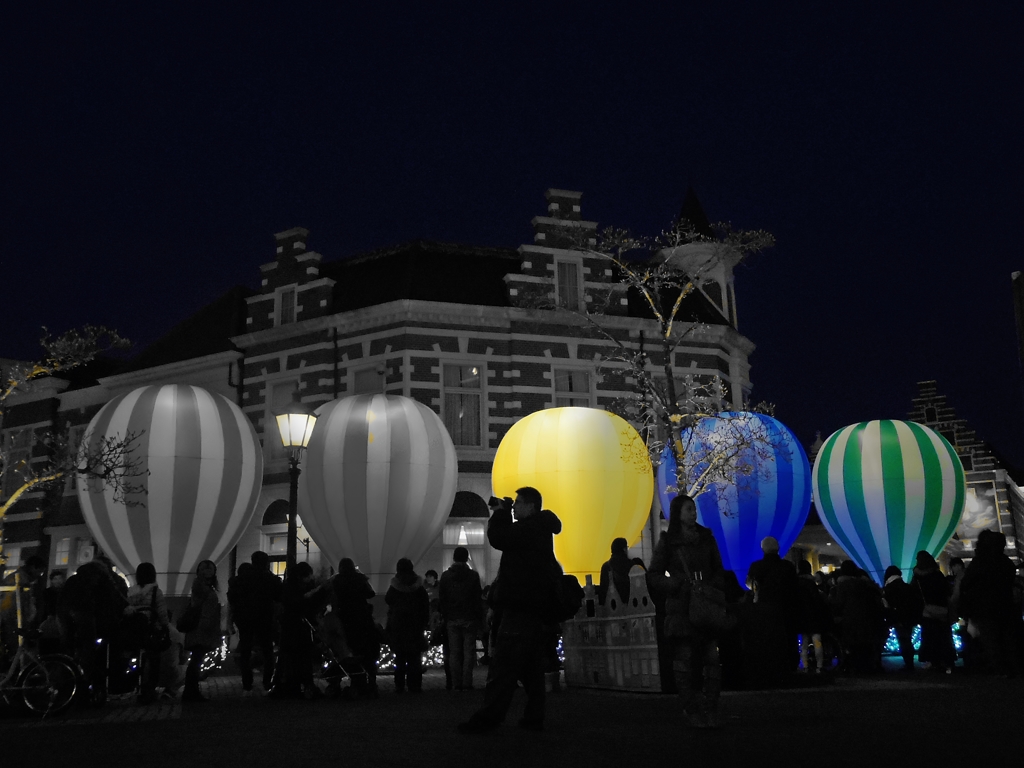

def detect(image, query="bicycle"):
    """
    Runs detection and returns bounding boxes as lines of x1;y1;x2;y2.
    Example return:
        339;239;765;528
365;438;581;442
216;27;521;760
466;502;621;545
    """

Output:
0;629;80;717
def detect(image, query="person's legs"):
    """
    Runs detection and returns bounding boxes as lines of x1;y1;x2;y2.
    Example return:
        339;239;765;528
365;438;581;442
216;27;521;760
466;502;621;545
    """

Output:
408;650;423;692
672;640;698;714
518;630;547;728
236;626;254;691
462;610;538;729
394;650;408;692
257;630;276;690
448;621;466;689
183;648;206;700
461;623;478;688
699;637;722;723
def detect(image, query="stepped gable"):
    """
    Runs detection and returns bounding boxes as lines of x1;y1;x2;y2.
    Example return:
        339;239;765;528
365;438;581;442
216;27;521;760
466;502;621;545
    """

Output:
321;240;520;312
119;284;253;373
907;380;994;473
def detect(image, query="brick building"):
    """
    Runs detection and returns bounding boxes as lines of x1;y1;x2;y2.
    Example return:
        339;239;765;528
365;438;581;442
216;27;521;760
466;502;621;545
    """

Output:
0;189;757;591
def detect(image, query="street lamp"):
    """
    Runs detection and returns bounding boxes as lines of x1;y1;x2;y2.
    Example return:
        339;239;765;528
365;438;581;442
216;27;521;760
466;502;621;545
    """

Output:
274;391;317;572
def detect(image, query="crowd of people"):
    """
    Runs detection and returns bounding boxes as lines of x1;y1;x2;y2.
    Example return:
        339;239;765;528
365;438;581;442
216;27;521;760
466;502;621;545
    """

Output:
3;487;1024;733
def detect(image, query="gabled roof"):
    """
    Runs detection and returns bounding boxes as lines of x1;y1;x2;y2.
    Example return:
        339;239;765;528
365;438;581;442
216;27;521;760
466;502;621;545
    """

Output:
319;240;520;311
118;285;253;373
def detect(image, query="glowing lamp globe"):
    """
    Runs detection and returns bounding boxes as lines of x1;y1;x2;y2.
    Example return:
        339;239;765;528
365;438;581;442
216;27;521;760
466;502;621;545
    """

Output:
491;407;654;582
298;394;458;591
812;420;966;584
77;385;263;595
656;412;811;587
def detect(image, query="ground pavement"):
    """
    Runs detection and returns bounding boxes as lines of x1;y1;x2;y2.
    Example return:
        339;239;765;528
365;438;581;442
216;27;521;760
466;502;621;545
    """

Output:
2;664;1020;766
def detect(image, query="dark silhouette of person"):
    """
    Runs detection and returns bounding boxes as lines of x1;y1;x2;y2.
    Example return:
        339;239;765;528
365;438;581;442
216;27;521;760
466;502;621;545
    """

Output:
439;546;483;690
385;558;430;694
458;486;562;733
317;558;380;698
124;562;170;703
271;561;319;699
229;551;282;693
912;551;956;674
882;565;922;672
598;537;634;605
182;559;222;702
829;560;884;674
960;529;1022;676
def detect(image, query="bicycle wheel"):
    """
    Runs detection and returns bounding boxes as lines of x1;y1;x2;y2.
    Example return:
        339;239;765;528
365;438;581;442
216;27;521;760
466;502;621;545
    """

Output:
20;657;78;716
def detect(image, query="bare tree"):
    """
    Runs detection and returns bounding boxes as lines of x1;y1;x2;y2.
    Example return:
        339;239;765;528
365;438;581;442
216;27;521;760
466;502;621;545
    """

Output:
553;217;780;509
1;326;145;565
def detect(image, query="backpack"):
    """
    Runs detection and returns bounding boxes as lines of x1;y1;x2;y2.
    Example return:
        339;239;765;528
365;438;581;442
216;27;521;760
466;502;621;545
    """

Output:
554;574;585;623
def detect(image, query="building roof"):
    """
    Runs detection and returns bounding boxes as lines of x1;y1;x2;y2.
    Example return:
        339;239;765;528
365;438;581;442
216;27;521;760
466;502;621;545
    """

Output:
118;284;253;373
320;240;521;311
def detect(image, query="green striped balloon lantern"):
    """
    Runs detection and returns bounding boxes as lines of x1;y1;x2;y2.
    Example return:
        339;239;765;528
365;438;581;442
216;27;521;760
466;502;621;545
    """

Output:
812;420;966;584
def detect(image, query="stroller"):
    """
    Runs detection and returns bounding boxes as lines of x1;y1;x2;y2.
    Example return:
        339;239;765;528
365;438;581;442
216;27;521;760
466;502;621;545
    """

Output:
306;613;374;699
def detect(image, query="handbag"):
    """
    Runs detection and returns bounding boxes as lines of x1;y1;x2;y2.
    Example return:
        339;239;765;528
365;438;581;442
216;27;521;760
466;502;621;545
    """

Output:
922;603;950;622
176;598;202;633
676;550;735;637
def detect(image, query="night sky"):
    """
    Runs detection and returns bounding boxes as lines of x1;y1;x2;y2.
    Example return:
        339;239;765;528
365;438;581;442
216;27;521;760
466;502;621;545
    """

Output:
4;5;1023;467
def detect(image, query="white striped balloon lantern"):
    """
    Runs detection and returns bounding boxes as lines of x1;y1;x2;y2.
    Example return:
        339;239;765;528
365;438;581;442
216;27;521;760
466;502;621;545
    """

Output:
298;394;458;592
812;420;966;584
77;385;263;595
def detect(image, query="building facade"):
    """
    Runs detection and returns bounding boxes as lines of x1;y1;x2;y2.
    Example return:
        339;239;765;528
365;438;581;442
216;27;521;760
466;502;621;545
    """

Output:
0;189;756;593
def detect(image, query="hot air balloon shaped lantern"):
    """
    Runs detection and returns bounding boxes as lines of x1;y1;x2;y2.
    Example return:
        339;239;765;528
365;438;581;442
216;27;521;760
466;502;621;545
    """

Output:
77;385;264;595
656;412;812;587
812;420;965;584
491;407;654;583
298;394;458;592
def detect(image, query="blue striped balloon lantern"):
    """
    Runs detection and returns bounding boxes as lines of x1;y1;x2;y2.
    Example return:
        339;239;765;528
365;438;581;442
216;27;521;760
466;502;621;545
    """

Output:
77;385;264;595
298;394;458;591
656;412;812;587
812;420;965;584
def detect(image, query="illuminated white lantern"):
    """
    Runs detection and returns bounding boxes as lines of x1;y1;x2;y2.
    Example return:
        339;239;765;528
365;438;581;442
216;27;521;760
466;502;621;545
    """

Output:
298;394;458;591
77;385;263;594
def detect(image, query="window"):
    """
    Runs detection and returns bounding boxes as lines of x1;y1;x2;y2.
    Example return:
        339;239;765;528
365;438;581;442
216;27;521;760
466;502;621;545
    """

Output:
278;287;296;326
54;538;72;567
554;368;592;407
924;407;937;423
64;424;87;493
556;261;582;310
443;364;482;447
2;429;32;499
353;366;383;395
265;380;298;460
442;522;487;582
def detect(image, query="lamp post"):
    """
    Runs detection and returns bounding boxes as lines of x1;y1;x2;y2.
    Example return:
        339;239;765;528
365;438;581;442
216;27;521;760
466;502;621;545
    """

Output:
275;392;318;573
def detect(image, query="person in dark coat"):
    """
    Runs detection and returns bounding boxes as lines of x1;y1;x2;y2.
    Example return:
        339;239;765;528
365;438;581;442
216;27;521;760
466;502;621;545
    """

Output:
882;565;923;671
797;560;831;673
598;537;633;605
270;562;320;699
911;551;956;674
228;551;283;693
747;536;802;675
439;546;483;690
385;558;429;693
828;560;884;674
319;558;379;697
648;493;726;728
458;486;562;733
960;530;1022;676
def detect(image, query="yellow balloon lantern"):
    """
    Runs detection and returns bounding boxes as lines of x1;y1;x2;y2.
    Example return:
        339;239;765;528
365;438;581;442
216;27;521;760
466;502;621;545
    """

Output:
492;407;654;582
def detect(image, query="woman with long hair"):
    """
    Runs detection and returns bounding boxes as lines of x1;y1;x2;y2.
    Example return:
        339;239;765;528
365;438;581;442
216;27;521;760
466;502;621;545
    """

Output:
648;493;726;728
